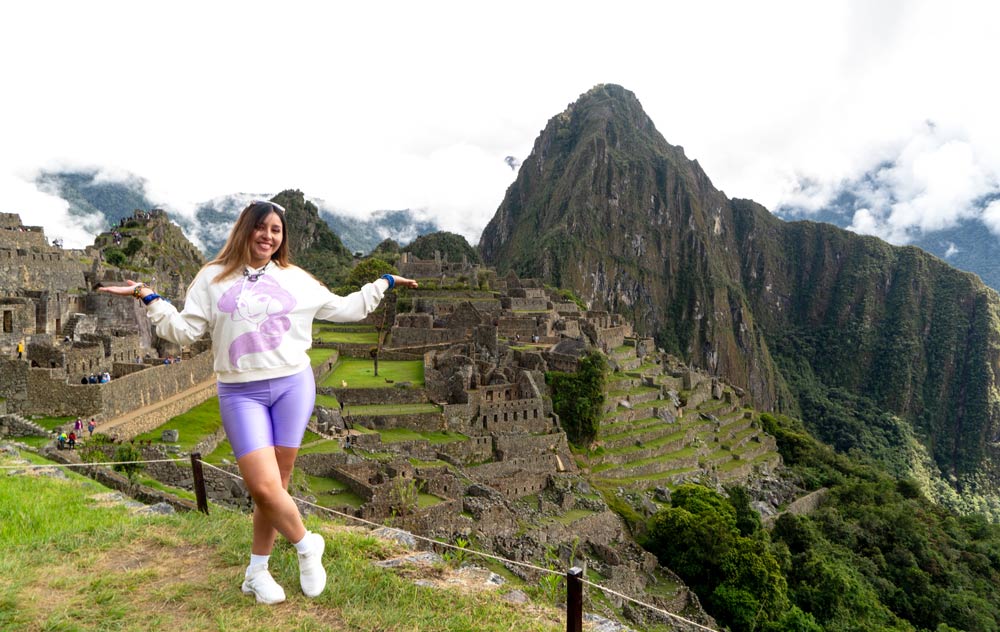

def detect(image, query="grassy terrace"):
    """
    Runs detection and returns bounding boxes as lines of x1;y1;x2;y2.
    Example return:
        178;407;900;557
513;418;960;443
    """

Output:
134;397;222;453
600;429;688;456
591;446;699;474
349;403;442;416
307;347;338;368
601;418;664;439
594;466;697;487
376;428;466;444
321;359;424;388
312;323;379;344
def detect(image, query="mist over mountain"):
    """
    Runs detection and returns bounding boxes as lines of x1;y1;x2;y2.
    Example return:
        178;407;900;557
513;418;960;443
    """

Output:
479;84;1000;514
777;179;1000;291
36;170;439;257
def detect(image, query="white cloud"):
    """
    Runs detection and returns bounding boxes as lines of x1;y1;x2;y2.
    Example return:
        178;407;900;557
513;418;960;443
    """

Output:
983;201;1000;237
944;242;960;258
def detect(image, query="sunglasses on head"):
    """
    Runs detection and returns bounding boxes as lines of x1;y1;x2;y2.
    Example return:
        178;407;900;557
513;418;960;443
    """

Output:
250;200;286;214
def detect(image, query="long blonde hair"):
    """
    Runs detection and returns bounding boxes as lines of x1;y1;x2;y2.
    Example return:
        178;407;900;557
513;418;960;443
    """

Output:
207;201;291;283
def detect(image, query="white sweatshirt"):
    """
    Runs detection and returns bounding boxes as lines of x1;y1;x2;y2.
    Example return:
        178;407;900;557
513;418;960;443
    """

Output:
146;263;387;383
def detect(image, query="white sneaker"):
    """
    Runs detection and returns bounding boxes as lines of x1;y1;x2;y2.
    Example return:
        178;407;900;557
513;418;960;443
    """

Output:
297;532;327;598
242;565;286;605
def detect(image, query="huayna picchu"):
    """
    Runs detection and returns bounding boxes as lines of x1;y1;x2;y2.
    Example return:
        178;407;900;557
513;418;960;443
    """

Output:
480;83;1000;519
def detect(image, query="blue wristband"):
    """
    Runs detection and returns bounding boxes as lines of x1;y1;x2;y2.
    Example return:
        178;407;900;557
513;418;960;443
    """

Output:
142;293;161;305
380;274;395;289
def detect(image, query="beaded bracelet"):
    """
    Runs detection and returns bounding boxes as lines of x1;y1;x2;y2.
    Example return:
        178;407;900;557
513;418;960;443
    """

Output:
380;274;395;289
132;283;147;299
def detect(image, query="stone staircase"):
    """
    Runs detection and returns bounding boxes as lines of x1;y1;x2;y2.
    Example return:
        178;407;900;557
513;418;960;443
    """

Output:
0;413;50;438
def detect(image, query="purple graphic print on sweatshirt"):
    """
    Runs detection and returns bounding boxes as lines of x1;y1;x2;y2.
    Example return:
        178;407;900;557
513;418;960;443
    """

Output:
217;275;297;367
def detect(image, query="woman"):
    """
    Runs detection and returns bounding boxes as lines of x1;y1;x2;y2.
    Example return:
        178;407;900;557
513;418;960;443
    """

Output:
100;200;417;604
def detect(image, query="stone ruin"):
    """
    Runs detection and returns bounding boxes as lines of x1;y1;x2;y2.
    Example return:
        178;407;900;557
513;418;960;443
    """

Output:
0;212;211;422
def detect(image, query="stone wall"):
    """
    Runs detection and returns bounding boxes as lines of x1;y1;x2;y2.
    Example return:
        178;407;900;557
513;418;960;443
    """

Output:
437;435;493;464
466;459;552;499
312;349;339;380
474;398;553;435
595;326;628;352
389;326;467;347
351;411;444;432
0;299;35;352
492;431;570;461
15;350;214;419
325;386;428;405
0;359;29;409
508;297;550;311
102;379;218;440
0;414;47;438
0;249;88;292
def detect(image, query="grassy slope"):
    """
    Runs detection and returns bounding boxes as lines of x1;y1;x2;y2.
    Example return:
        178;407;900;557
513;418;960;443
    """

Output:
0;461;563;632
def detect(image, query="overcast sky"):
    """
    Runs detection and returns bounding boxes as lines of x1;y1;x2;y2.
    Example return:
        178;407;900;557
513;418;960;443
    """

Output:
3;0;999;250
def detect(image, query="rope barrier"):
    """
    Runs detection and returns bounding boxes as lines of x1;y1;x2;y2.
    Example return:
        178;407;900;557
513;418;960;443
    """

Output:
198;460;560;578
198;459;720;630
2;452;719;630
0;458;182;470
580;578;718;632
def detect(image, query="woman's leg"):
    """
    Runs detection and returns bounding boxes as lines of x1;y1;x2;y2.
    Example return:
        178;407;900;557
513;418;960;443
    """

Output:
237;447;306;554
251;445;299;555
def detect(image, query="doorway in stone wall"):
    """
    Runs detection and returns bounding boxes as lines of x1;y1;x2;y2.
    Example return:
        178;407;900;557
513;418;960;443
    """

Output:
2;310;11;333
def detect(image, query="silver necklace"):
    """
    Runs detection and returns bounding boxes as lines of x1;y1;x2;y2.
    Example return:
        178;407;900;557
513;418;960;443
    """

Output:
243;262;269;282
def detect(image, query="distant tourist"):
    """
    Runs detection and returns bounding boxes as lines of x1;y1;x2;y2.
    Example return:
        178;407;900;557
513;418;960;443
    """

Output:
81;376;89;385
67;432;76;449
88;374;97;384
57;432;67;449
99;199;418;605
87;419;96;437
16;340;24;359
74;418;83;433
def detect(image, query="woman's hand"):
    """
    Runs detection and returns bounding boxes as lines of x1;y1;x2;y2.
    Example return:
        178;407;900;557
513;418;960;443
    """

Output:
390;275;419;289
98;280;147;298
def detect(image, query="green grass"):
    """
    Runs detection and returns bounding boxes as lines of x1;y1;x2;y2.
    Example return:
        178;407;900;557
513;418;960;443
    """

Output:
315;393;340;408
307;347;338;368
313;330;380;344
377;428;467;444
0;460;563;631
313;323;377;332
303;473;365;509
32;415;76;431
349;403;442;416
133;397;222;453
320;359;424;388
298;439;345;456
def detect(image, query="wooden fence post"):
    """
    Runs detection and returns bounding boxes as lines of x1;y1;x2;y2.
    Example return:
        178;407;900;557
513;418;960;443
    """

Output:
567;566;583;632
190;452;209;515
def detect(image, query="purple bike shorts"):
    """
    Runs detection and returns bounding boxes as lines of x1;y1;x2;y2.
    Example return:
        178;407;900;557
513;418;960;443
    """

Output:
217;368;316;459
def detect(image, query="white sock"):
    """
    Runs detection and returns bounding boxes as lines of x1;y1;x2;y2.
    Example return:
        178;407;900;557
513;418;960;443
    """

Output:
293;531;313;554
248;554;270;571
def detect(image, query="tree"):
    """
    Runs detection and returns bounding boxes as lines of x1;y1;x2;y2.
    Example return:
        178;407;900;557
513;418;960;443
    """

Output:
123;237;143;260
545;351;608;445
104;248;126;267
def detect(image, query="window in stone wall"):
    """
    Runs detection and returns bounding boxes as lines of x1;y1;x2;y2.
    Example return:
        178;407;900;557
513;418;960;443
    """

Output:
2;310;10;333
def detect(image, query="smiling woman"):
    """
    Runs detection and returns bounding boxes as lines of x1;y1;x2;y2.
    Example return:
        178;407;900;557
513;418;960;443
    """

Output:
97;199;417;606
